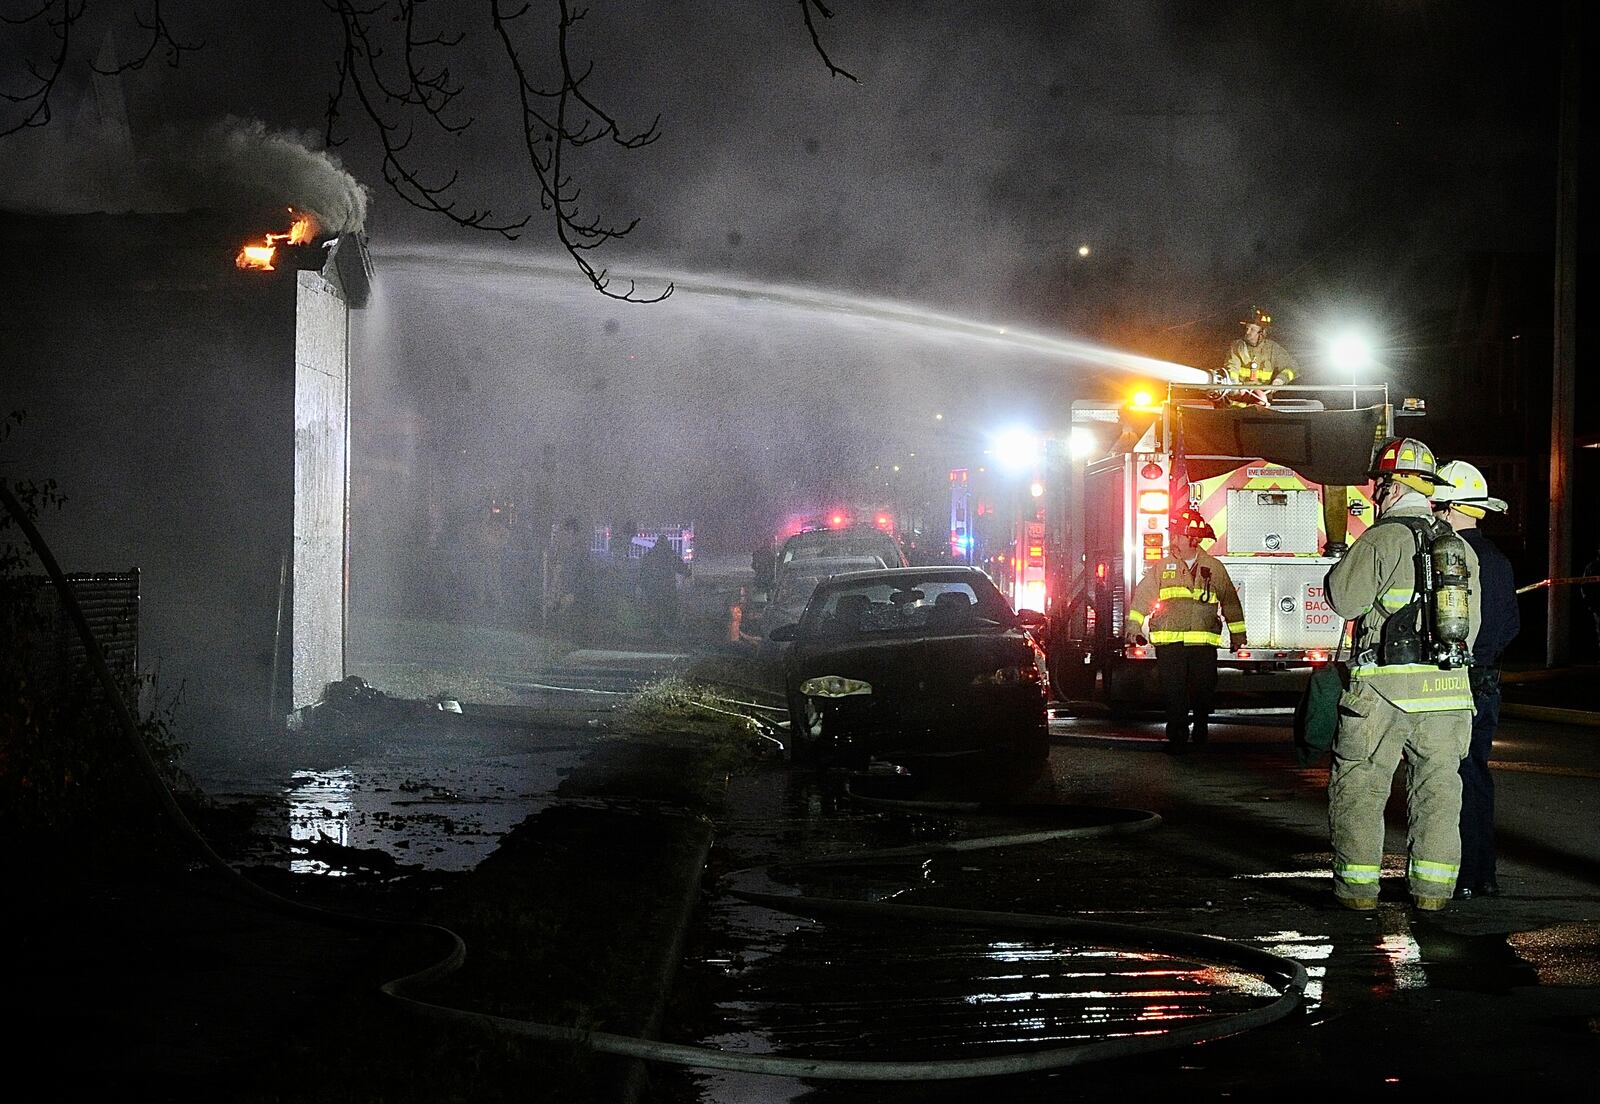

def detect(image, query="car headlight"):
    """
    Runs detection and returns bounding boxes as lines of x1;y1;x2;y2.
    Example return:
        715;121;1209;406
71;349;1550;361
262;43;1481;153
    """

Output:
800;675;873;697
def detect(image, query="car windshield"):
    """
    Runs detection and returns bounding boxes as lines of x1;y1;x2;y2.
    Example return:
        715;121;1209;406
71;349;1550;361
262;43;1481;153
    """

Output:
768;559;884;612
799;575;1015;638
780;530;903;567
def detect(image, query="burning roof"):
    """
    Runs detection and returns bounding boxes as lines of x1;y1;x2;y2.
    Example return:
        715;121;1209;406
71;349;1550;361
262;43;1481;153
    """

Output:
235;209;319;272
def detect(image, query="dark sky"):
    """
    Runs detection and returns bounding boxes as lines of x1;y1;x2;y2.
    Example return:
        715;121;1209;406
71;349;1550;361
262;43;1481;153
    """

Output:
1;1;1580;552
3;0;1569;350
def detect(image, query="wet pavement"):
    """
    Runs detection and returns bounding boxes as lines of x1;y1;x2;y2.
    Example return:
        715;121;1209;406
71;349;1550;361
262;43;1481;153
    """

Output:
191;650;684;875
669;710;1600;1099
143;639;1600;1098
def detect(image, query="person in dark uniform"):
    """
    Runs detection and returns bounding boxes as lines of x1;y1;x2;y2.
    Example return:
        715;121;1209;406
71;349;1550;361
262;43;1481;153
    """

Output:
1581;544;1600;654
1433;460;1520;899
640;535;691;641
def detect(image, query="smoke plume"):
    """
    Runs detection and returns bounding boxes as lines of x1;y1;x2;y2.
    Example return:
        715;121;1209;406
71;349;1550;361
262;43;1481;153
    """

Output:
0;116;368;231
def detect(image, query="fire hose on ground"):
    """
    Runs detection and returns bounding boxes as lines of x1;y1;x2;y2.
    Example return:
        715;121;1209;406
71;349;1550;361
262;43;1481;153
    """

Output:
5;480;1307;1082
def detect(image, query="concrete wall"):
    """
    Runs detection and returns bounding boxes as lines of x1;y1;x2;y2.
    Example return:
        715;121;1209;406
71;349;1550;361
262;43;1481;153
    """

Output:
0;210;351;755
292;271;350;709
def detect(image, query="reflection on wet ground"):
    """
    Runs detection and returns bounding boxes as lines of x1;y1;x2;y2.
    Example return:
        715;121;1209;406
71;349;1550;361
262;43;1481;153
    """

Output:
699;915;1278;1061
687;768;1287;1073
199;730;593;873
683;763;1600;1101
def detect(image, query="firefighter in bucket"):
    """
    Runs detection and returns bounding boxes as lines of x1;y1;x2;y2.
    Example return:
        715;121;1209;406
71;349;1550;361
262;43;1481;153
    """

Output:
1218;306;1299;405
1125;508;1248;752
1324;437;1481;911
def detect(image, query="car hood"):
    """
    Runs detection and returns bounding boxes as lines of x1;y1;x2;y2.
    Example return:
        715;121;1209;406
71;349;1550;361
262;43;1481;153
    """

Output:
789;630;1032;690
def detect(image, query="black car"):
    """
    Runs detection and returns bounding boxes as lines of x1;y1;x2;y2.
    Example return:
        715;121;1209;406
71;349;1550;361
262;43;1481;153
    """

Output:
769;567;1050;772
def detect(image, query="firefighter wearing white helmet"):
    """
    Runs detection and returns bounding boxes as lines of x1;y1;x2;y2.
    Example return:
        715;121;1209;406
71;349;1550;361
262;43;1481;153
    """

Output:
1323;437;1482;911
1432;460;1519;899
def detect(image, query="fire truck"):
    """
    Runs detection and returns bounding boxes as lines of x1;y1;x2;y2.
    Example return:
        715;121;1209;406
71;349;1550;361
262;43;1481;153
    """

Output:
1052;383;1419;707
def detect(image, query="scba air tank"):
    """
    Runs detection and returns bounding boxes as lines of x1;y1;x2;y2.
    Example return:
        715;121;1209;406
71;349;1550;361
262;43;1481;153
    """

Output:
1431;530;1473;665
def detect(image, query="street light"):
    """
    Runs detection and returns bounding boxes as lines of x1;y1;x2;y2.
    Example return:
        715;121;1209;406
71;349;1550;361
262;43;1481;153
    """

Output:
990;426;1044;474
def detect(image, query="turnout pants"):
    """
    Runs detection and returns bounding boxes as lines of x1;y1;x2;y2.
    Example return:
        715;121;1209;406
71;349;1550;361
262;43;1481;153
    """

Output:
1458;685;1501;888
1329;679;1471;903
1156;644;1217;745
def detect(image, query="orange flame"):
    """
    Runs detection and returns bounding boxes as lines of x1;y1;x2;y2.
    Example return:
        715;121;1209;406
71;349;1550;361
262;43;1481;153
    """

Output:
235;208;319;272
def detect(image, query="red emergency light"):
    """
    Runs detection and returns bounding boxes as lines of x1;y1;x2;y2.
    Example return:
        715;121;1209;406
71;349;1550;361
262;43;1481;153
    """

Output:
875;514;892;530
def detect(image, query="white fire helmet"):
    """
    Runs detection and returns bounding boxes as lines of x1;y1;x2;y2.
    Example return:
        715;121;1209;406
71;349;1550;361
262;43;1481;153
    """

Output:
1432;459;1508;518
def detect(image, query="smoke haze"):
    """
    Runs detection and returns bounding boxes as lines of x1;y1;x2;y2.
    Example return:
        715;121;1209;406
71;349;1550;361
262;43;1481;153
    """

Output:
0;116;367;230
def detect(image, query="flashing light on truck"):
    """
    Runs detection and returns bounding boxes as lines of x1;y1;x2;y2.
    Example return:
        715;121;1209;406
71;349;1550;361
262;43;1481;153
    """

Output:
1058;382;1406;707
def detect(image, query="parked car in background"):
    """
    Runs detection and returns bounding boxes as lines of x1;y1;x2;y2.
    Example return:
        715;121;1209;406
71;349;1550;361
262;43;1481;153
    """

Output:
743;555;886;647
776;527;908;580
770;566;1050;775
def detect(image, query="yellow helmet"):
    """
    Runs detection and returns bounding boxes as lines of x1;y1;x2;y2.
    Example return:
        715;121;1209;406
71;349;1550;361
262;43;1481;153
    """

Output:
1433;459;1508;517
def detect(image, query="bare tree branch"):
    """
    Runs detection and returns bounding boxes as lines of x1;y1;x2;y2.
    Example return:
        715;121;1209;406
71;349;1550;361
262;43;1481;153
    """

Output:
0;0;76;138
799;0;857;82
0;0;859;301
324;0;528;237
89;0;202;75
490;0;669;301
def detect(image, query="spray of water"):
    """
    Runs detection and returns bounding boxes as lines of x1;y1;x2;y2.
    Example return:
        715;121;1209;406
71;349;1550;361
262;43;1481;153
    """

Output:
351;244;1206;616
379;247;1206;384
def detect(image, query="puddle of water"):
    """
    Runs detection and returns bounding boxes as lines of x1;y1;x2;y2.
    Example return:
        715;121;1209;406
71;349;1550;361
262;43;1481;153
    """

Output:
1253;931;1333;1009
1376;929;1428;991
202;730;593;873
697;913;1280;1062
697;770;1287;1068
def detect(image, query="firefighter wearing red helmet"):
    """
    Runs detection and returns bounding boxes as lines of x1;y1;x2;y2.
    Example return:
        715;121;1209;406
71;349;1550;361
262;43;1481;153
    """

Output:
1125;507;1247;752
1220;306;1299;402
1323;436;1482;912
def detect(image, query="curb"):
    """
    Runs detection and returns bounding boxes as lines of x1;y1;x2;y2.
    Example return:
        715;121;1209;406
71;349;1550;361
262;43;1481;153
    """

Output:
1500;702;1600;728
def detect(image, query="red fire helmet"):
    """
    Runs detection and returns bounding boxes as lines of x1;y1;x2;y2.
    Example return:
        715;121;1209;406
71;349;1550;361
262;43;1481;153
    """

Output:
1170;507;1217;542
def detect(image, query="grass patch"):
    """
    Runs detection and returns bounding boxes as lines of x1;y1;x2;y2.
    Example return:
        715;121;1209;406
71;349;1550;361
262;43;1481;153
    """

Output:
617;676;773;744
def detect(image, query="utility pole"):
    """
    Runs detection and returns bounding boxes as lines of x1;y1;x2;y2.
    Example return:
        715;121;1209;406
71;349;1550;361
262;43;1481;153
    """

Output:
1548;0;1579;667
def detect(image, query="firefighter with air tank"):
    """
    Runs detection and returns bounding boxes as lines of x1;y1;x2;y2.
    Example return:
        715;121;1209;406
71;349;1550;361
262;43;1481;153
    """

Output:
1125;508;1248;753
1324;437;1481;911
